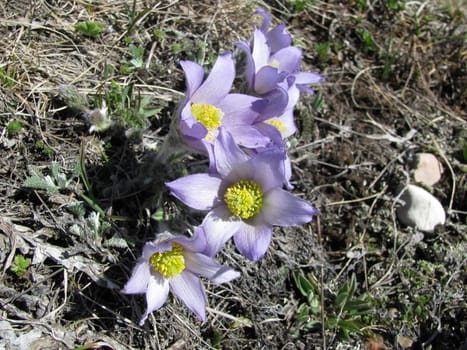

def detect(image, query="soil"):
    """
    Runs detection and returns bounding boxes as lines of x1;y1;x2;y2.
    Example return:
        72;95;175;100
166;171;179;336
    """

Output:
0;1;465;349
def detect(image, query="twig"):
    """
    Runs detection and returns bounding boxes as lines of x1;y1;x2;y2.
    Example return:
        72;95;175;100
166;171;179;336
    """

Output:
316;216;326;350
431;136;456;214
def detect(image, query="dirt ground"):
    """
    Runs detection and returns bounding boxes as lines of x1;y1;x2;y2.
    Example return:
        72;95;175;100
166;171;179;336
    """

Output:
0;0;466;349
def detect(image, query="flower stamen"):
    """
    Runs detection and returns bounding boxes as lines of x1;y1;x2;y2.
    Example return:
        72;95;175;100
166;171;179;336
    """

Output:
224;180;263;219
191;103;224;142
265;118;287;137
150;243;185;278
267;59;280;69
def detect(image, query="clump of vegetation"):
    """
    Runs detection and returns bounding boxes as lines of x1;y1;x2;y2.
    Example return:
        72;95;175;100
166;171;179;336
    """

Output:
74;21;103;38
293;272;375;341
10;255;31;277
6;119;22;136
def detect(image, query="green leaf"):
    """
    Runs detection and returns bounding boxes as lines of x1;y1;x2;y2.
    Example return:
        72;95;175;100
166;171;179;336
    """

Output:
344;298;373;315
335;290;349;309
296;303;311;321
129;44;144;68
67;202;86;218
151;209;165;221
311;91;324;112
336;274;357;308
304;319;322;330
231;317;253;329
138;96;161;118
337;319;364;339
104;234;129;249
308;293;321;315
293;271;314;297
23;175;59;194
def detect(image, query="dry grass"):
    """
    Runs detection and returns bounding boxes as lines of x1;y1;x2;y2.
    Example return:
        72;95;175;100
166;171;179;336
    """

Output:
0;0;466;349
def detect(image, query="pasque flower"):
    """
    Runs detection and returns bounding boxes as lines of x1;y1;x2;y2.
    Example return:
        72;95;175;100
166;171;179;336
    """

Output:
235;9;323;164
177;52;270;153
166;128;318;261
238;38;322;97
122;228;240;325
237;9;324;97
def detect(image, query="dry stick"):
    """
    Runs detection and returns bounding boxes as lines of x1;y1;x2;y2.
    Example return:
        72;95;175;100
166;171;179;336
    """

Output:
370;182;410;291
76;288;139;330
0;267;64;309
431;137;456;214
362;185;389;292
316;215;326;350
170;311;216;350
326;188;386;207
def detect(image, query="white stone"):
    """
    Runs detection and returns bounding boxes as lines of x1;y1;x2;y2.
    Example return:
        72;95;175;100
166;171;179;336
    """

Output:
396;184;446;232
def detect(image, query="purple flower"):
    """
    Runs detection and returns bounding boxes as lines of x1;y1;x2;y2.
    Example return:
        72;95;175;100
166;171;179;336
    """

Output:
166;129;318;261
178;52;270;152
253;76;300;139
236;9;324;98
122;228;240;325
250;78;301;189
255;8;292;54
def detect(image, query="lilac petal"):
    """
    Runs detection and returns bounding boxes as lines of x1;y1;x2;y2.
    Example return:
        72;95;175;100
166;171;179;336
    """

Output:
166;174;222;211
294;71;325;85
248;148;286;192
235;41;255;89
284;83;300;110
180;60;205;97
170;271;207;321
218;94;262;126
214;128;249;177
233;221;272;261
228;125;271;149
171;227;207;253
201;205;242;256
252;29;270;69
141;241;171;260
253;87;289;121
191;52;234;105
254;66;286;95
122;261;150;294
267;24;292;53
219;147;284;192
140;275;169;325
297;85;316;95
262;188;318;226
204;142;217;174
184;251;240;284
271;46;302;73
255;8;272;33
283;154;294;190
275;108;298;138
253;122;284;146
179;103;208;139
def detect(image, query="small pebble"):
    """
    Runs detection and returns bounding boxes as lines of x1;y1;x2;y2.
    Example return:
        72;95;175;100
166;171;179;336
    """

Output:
413;153;443;186
397;335;414;348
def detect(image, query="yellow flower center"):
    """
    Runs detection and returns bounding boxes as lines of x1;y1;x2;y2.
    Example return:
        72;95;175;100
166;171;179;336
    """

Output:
149;243;185;278
191;103;223;142
224;180;264;219
265;118;287;137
